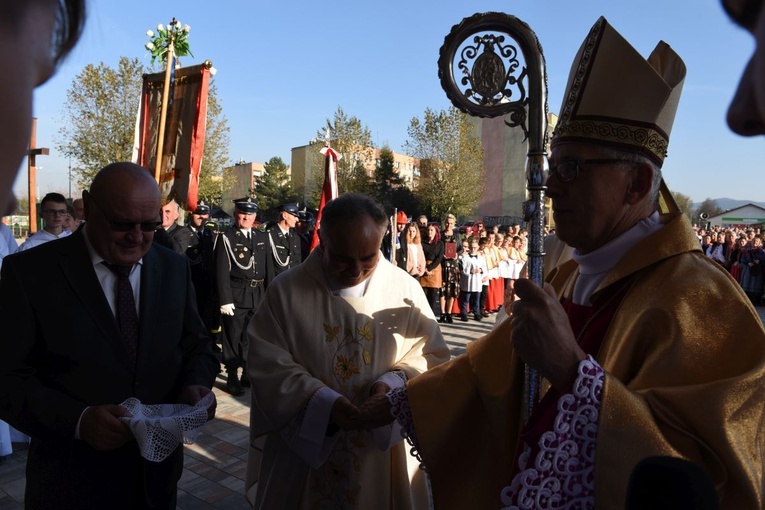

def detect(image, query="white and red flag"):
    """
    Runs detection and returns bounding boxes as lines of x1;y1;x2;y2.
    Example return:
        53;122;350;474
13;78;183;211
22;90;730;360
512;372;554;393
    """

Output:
310;129;340;252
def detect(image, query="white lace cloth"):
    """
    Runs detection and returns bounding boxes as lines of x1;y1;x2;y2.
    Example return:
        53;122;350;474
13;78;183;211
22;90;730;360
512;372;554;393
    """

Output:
119;392;214;462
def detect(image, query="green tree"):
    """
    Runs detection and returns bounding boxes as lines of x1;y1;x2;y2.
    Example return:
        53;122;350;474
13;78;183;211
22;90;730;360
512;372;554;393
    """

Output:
404;106;485;221
57;57;145;187
372;146;405;211
12;197;29;215
670;190;694;222
252;156;296;211
314;107;375;196
694;197;724;221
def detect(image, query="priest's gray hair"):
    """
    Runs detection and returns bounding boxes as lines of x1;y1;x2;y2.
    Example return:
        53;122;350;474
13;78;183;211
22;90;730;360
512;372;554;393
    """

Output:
320;193;388;234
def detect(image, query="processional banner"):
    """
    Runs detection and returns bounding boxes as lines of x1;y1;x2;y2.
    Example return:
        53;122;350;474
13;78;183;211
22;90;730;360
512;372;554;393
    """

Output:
133;63;210;211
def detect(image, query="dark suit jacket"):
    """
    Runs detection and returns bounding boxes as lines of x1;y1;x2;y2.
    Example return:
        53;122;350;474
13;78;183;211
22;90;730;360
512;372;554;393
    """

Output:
164;223;194;254
0;230;219;509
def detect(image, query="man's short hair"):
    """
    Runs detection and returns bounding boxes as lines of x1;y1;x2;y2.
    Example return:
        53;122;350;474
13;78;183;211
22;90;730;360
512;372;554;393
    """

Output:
163;199;180;212
320;194;387;234
41;192;67;209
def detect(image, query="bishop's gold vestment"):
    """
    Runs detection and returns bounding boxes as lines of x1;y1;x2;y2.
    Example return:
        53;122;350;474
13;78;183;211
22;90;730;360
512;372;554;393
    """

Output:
407;213;765;509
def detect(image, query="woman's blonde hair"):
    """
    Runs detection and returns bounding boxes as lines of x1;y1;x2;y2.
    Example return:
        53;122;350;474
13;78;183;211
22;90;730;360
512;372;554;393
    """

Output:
407;222;422;244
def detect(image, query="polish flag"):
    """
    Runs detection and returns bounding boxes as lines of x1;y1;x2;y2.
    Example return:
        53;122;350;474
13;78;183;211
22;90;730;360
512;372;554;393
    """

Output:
310;131;340;252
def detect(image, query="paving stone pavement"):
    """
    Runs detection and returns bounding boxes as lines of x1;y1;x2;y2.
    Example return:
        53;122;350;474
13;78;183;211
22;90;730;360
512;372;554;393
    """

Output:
0;314;496;509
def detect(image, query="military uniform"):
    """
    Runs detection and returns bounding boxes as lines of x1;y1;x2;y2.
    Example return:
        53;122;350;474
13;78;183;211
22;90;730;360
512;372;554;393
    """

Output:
266;204;303;279
267;224;302;278
215;225;270;389
186;222;218;335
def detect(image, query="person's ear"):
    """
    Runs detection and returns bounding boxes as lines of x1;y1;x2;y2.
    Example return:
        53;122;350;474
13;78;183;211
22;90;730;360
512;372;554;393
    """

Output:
625;163;653;205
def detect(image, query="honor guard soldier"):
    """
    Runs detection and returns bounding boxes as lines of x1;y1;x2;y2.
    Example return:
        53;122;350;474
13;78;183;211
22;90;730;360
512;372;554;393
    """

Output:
296;209;313;262
266;203;303;278
215;197;270;395
185;202;219;340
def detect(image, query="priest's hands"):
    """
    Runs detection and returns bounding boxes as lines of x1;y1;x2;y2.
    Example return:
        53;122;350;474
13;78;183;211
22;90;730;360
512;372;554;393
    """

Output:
511;279;585;392
329;397;360;430
79;404;134;451
329;383;395;431
356;382;395;428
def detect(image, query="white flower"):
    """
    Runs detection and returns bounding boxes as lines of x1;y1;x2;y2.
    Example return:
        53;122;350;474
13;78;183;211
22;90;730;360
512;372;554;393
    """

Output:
174;20;182;29
157;23;164;32
183;24;191;33
146;29;154;38
145;42;155;51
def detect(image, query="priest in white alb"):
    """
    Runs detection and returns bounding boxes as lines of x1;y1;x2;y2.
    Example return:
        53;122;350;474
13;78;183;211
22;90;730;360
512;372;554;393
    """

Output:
244;193;450;509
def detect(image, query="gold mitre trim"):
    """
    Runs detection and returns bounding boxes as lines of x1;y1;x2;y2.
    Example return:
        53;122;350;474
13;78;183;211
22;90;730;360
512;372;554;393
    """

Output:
551;17;686;166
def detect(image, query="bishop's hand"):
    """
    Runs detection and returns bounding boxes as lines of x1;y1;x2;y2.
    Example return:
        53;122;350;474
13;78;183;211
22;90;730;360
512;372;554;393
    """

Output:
511;279;585;392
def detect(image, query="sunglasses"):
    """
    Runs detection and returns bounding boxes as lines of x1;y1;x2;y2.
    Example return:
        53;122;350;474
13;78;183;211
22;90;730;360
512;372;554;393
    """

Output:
87;193;162;232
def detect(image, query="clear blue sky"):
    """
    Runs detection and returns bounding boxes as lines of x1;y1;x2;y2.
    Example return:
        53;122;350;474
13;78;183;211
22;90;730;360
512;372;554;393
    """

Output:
18;0;761;205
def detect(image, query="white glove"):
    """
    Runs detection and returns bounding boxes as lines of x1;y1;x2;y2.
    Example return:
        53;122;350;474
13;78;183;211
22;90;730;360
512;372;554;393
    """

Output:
220;303;235;316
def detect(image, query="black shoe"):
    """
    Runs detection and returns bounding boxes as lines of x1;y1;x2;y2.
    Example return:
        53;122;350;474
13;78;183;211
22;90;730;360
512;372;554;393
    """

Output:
482;312;490;317
446;314;453;324
225;369;244;396
438;315;446;323
460;316;469;322
474;315;483;321
240;372;251;388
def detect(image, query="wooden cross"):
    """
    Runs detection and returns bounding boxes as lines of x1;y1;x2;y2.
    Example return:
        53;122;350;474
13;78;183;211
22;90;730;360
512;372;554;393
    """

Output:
27;118;50;234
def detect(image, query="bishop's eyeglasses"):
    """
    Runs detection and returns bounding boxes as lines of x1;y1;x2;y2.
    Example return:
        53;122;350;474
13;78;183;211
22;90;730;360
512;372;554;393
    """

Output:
548;159;627;183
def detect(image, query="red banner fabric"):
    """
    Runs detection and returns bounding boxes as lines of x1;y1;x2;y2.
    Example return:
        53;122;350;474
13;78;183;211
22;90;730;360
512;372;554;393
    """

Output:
134;63;210;211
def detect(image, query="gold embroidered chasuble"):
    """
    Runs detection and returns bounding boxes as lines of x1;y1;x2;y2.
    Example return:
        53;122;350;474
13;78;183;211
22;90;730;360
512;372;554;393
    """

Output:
407;213;765;509
246;249;450;509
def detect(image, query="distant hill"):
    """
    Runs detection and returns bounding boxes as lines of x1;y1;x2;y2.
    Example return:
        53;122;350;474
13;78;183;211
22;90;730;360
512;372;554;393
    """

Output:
691;198;765;211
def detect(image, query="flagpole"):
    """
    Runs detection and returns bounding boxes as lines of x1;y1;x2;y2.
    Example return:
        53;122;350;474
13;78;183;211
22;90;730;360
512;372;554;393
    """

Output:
390;208;397;263
154;39;175;184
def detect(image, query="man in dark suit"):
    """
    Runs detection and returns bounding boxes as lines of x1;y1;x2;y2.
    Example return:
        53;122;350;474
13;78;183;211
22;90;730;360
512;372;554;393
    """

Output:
160;198;193;254
266;202;303;279
0;162;219;510
215;197;270;396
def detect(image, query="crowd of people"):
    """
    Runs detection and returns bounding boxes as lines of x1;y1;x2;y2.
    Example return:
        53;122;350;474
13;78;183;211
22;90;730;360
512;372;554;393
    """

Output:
388;215;534;323
697;224;764;304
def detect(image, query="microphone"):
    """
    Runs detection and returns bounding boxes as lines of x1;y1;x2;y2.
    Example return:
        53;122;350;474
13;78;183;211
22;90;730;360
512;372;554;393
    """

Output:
626;456;719;510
